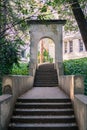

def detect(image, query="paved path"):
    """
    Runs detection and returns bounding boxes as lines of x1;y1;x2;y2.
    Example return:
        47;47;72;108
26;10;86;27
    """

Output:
20;87;69;99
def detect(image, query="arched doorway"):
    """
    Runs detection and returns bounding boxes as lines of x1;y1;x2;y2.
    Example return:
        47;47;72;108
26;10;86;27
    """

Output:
38;38;55;64
28;20;66;76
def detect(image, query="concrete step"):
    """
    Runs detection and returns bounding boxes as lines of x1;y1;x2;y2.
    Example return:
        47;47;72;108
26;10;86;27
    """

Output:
38;64;54;69
34;81;58;83
35;75;57;78
17;98;71;103
8;123;78;130
36;72;57;75
35;77;58;80
35;73;57;76
34;84;58;87
35;77;58;82
34;82;58;86
37;70;57;72
36;72;57;76
35;81;58;85
34;81;58;84
11;115;76;123
35;76;58;80
15;102;72;109
35;69;57;74
36;69;57;72
38;68;55;70
13;108;74;116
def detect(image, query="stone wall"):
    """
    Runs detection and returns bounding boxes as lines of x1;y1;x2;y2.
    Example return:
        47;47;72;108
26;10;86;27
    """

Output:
0;75;34;130
2;75;34;98
74;94;87;130
0;95;12;130
59;75;87;130
59;75;84;100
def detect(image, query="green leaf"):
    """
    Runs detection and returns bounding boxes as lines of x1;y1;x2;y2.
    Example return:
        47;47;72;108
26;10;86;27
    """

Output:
40;6;47;13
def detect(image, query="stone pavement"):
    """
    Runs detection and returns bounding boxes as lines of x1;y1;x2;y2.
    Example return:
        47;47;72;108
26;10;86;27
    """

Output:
19;87;69;99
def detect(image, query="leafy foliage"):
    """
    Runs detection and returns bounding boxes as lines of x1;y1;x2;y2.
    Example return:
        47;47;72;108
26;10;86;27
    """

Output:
0;38;20;95
45;0;87;32
12;63;29;75
0;41;19;75
63;57;87;95
0;0;30;95
38;49;53;63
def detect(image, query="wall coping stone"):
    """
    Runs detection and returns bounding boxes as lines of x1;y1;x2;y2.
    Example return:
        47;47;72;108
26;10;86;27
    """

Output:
60;75;83;77
4;75;33;78
0;94;12;104
75;94;87;104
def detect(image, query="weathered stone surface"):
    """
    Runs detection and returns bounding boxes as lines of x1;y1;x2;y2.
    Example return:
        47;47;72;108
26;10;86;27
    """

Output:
2;75;34;98
59;75;84;100
28;20;65;76
20;87;68;99
0;75;34;130
74;94;87;130
0;95;12;130
59;75;86;130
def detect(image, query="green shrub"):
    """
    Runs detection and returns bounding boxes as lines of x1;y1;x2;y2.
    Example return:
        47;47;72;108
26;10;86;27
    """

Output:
11;63;29;75
0;39;20;95
63;57;87;95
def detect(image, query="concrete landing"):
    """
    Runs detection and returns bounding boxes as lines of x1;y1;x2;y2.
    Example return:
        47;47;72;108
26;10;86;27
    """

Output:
20;87;69;99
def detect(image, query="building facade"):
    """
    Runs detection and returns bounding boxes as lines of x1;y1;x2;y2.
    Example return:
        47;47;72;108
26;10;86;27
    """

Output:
63;32;87;60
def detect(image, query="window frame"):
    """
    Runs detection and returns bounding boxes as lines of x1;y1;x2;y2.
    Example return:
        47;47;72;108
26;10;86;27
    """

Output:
79;39;83;52
64;42;68;53
69;40;73;53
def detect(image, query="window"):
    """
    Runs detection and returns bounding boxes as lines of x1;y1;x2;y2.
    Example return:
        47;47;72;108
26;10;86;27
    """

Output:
21;50;25;58
69;41;73;52
64;42;67;53
79;39;83;52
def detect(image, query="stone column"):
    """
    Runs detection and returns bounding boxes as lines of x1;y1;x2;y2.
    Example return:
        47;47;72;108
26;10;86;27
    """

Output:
29;32;38;76
55;25;63;75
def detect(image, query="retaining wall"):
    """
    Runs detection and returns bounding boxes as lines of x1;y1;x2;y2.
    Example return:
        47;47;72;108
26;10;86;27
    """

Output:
59;75;87;130
0;75;34;130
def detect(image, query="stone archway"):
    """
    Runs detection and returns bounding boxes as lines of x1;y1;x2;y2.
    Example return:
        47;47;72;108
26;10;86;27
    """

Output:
27;20;66;76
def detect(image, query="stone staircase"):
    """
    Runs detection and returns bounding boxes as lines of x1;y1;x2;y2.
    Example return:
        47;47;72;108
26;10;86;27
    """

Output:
34;63;58;87
8;63;78;130
8;98;78;130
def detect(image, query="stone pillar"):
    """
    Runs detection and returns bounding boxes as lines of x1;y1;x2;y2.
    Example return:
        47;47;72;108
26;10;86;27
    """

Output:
55;25;63;76
29;32;38;76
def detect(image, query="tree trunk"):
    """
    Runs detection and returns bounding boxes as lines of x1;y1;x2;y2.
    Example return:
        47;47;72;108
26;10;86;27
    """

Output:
70;0;87;50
